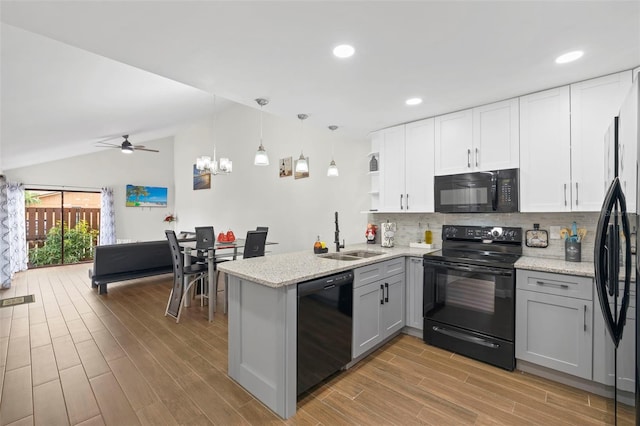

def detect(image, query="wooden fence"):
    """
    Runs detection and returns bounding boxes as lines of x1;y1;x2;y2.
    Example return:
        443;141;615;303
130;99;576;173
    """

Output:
26;207;101;249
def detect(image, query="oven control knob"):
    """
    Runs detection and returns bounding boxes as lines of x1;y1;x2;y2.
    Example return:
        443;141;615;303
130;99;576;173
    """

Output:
491;227;502;238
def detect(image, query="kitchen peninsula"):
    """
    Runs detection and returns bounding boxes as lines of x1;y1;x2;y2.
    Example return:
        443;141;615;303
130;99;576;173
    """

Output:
217;244;435;419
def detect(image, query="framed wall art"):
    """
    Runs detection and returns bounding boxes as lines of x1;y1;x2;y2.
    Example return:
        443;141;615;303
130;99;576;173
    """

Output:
126;185;168;207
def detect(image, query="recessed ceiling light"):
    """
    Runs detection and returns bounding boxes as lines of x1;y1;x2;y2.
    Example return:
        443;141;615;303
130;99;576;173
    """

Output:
405;98;423;106
333;44;355;58
555;50;584;64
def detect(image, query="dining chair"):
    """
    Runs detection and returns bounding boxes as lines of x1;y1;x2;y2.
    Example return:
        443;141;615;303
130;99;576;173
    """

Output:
243;230;268;258
220;229;268;314
165;230;209;323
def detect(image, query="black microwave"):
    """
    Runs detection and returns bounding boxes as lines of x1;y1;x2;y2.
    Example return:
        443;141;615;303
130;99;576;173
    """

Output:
434;168;519;213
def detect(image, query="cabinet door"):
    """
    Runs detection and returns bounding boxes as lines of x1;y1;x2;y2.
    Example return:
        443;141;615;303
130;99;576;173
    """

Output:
381;274;405;337
405;258;424;330
570;71;632;211
404;118;435;212
352;282;383;358
472;98;519;171
619;79;638;214
516;290;592;379
434;109;473;175
519;87;572;212
379;125;406;212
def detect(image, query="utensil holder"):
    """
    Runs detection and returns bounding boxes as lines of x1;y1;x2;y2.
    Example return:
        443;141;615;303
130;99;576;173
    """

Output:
565;240;581;262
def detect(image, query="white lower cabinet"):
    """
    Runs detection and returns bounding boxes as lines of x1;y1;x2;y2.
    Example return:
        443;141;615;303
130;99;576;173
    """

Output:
515;270;593;380
353;259;405;359
404;257;424;330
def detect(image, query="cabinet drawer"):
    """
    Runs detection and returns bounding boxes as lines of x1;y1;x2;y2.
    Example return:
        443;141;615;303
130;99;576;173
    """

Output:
517;269;592;300
354;258;405;288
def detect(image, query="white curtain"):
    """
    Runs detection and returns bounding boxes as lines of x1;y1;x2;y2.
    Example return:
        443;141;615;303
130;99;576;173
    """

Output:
0;175;10;288
100;187;116;245
7;182;27;274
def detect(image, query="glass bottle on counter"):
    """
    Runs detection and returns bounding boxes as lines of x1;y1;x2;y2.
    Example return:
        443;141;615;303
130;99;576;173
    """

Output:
424;223;433;245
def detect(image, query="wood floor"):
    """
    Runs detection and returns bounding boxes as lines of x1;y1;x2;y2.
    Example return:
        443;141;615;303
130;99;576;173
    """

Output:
0;263;631;425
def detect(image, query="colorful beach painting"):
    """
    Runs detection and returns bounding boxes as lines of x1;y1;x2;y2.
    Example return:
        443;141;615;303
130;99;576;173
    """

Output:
126;185;168;207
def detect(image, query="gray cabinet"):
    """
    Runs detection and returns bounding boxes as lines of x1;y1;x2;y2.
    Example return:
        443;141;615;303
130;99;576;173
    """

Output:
353;259;405;359
515;270;593;380
593;283;636;391
405;257;424;331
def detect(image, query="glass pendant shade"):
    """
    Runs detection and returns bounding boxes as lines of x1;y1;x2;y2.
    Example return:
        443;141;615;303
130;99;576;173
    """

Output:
295;153;308;173
327;159;339;176
254;98;270;166
254;144;269;166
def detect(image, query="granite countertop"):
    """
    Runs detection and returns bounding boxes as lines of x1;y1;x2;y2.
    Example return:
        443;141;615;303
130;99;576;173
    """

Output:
217;243;438;288
515;256;595;277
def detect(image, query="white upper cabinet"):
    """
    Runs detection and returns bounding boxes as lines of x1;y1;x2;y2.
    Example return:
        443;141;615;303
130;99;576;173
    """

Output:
404;118;435;212
434;109;473;175
378;119;435;212
378;125;406;212
570;71;632;211
519;86;572;212
434;99;519;175
520;71;632;213
618;77;639;214
472;98;520;171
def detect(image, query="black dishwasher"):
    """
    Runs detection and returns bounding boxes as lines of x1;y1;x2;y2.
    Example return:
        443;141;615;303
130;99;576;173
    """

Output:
297;270;353;396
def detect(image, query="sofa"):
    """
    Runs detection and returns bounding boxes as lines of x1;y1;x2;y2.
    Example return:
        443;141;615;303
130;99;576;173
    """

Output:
89;240;174;294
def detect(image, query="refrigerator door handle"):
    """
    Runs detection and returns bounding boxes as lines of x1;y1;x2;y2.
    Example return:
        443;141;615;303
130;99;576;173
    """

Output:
594;177;627;347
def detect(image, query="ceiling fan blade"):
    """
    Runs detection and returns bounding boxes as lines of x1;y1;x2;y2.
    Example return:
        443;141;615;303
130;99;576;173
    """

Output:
135;147;160;153
94;142;121;148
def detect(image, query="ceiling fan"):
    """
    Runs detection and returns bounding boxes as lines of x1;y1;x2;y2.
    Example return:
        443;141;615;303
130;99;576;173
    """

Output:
95;135;159;154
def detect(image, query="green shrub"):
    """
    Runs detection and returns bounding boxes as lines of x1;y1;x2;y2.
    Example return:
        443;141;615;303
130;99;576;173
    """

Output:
29;220;98;266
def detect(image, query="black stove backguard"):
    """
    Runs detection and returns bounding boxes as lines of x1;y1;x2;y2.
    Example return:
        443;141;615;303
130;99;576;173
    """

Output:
423;225;522;371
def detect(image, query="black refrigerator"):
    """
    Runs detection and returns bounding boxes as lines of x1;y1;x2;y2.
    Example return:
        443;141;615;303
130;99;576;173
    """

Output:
594;77;639;425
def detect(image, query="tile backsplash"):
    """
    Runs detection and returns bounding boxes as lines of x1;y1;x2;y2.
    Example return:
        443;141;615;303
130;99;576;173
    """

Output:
367;212;639;263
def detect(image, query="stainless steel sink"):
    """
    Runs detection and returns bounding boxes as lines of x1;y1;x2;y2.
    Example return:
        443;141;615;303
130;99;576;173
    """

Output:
341;250;386;258
319;253;361;261
319;250;386;261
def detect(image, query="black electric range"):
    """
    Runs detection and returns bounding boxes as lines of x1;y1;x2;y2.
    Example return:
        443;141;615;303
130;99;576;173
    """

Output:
422;225;523;370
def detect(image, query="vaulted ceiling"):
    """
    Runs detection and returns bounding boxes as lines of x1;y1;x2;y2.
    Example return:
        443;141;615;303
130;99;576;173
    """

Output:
2;1;639;170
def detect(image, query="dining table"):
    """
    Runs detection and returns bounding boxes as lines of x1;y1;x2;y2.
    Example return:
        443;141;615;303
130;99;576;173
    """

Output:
179;237;276;322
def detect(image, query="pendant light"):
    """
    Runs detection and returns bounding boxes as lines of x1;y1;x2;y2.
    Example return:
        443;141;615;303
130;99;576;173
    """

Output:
327;125;339;177
254;98;270;166
196;94;232;174
295;114;309;173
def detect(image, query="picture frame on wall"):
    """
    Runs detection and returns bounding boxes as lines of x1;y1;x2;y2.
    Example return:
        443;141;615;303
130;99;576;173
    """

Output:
279;157;292;177
126;185;168;207
193;164;211;190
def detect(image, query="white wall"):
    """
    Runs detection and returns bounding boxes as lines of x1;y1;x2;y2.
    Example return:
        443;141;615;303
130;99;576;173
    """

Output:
4;137;175;242
173;102;369;254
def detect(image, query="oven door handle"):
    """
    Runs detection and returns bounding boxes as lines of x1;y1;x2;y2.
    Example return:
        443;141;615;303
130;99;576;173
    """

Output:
424;260;513;276
432;326;500;348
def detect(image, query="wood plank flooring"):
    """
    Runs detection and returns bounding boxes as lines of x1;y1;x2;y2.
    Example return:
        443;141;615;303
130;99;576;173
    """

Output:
0;263;628;425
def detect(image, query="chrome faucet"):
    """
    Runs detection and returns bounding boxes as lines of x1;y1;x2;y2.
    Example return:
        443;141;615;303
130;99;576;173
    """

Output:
334;211;345;252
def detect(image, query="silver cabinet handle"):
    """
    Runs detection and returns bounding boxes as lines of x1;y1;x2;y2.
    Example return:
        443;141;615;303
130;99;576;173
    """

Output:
564;184;567;206
400;194;403;210
575;182;579;205
583;305;587;331
536;280;569;289
406;194;409;210
475;148;479;167
467;149;471;168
